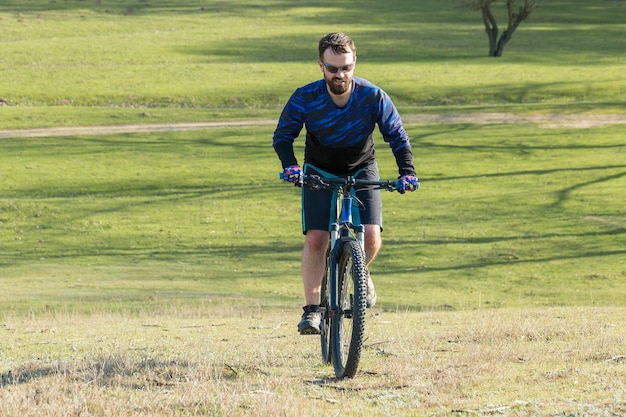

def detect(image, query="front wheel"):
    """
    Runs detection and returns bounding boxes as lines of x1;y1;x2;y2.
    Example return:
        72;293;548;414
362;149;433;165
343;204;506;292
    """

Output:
331;239;368;378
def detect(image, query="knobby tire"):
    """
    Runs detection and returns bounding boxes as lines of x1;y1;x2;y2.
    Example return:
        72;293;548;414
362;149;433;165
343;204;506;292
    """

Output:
331;239;368;378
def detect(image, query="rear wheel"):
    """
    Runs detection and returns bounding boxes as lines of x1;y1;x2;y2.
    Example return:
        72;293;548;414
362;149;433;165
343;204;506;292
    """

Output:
331;239;367;378
320;252;332;364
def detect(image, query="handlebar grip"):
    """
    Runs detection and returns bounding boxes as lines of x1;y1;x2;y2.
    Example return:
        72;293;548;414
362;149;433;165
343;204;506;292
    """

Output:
279;171;303;187
394;178;420;193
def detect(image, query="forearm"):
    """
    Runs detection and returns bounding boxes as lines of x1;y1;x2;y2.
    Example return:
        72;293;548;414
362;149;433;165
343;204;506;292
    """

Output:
393;145;417;177
273;140;299;169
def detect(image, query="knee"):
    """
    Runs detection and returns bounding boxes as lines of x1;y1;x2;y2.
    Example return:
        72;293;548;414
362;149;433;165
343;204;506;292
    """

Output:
305;230;330;253
365;225;382;248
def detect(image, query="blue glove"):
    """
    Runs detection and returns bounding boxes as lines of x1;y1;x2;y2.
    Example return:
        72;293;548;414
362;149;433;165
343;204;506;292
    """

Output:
397;175;419;194
282;165;302;186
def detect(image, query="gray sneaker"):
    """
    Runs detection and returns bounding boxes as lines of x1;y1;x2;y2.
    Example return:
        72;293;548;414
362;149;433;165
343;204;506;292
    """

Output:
298;306;321;335
366;274;377;308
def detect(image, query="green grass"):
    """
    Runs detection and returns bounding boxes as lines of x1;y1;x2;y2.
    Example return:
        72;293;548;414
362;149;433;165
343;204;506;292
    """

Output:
2;122;624;316
1;0;625;128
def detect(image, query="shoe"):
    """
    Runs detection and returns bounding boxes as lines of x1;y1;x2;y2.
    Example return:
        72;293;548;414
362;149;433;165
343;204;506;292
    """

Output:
366;274;377;308
298;305;321;335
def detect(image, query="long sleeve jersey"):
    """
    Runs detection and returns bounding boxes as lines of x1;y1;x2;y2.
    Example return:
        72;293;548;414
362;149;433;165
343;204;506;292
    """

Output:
273;77;416;177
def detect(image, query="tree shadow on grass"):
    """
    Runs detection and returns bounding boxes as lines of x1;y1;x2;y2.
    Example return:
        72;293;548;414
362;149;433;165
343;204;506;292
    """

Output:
3;0;623;61
0;0;461;21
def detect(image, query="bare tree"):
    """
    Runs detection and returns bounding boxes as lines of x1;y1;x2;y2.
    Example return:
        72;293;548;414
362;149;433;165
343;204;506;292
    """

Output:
462;0;542;57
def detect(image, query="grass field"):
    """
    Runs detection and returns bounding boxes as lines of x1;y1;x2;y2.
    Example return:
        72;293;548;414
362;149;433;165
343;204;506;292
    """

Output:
1;0;625;415
1;0;625;128
1;307;624;416
2;123;624;314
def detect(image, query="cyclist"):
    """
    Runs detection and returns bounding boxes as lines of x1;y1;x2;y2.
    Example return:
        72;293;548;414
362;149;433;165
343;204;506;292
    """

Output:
273;32;419;335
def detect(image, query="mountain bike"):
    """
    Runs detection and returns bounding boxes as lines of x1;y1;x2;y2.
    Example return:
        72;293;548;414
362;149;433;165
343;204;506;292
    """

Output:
283;172;402;378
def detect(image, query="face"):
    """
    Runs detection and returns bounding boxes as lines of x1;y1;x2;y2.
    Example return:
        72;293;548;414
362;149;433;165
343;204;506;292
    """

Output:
318;49;356;96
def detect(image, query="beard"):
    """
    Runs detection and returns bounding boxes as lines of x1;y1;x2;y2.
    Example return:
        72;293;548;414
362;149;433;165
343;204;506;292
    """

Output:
325;75;351;96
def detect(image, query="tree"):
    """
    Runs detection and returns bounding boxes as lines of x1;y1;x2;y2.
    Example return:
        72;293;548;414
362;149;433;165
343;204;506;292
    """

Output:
462;0;542;57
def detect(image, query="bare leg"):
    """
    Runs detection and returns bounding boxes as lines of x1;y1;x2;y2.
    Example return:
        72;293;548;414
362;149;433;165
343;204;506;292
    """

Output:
363;224;381;307
301;225;380;306
301;229;330;306
363;224;382;266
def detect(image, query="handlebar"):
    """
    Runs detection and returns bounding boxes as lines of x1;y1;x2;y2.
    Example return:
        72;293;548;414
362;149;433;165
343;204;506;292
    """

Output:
279;172;401;192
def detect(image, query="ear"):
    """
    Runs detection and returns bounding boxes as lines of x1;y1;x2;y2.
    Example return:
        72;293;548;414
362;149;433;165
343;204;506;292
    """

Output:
317;59;324;72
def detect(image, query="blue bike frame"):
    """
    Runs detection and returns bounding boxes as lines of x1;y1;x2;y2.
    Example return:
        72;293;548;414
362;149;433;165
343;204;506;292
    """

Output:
328;179;365;316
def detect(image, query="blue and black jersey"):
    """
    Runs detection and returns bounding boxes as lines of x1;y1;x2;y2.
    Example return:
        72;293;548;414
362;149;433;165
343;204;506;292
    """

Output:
273;77;415;177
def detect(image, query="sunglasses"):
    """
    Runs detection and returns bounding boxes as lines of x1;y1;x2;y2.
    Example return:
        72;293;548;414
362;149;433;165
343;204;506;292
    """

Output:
322;60;356;74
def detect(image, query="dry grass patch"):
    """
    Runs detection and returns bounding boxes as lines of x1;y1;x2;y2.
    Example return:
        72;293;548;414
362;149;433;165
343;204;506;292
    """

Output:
1;307;624;416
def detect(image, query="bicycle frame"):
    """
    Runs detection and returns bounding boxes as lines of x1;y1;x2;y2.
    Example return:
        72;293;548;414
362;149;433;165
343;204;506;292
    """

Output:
328;180;365;316
282;171;400;377
299;174;398;314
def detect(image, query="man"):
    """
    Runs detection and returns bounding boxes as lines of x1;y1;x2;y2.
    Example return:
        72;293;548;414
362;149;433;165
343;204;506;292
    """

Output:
273;32;419;335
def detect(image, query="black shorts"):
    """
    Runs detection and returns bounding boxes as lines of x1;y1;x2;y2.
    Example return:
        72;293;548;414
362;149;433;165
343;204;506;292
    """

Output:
302;163;383;234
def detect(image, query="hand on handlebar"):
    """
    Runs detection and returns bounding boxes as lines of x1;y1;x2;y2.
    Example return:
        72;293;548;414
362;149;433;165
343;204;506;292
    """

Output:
282;165;302;186
397;175;419;194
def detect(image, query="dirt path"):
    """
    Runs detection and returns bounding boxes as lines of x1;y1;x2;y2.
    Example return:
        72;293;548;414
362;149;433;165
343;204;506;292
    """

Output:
1;113;625;139
403;113;626;129
0;120;277;139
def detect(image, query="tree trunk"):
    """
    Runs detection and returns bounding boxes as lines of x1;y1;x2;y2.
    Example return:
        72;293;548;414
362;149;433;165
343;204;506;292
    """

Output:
493;31;510;56
480;0;539;57
481;5;499;56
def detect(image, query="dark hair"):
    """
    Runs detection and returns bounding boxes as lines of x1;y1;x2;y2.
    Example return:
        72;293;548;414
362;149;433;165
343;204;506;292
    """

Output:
318;32;356;60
